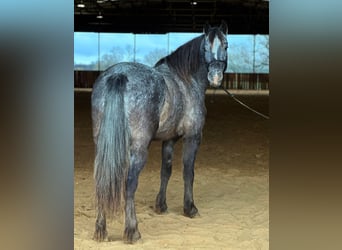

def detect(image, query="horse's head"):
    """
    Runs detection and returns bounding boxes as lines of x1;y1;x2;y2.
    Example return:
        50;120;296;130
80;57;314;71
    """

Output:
203;21;228;88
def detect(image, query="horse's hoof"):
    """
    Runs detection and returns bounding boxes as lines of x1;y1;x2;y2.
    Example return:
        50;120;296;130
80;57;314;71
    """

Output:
123;228;141;244
155;202;168;214
93;228;108;242
155;194;168;214
184;204;199;218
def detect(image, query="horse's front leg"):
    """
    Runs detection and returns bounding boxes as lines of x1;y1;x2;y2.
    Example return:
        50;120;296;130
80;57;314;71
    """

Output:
155;138;179;214
182;135;201;218
123;147;148;244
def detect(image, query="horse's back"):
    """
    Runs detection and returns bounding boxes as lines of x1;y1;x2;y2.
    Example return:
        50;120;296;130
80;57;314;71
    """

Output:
92;62;164;92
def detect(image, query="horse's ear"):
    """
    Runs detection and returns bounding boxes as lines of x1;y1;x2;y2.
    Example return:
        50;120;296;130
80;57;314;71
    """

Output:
203;22;211;34
219;20;228;34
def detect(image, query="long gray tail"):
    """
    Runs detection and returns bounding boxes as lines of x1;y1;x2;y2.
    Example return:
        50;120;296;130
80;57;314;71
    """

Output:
94;74;129;216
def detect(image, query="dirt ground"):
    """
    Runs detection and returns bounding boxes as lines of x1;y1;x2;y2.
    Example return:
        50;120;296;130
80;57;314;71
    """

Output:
74;89;269;250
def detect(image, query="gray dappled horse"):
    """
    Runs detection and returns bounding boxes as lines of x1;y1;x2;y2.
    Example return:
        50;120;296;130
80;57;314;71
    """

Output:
91;21;228;243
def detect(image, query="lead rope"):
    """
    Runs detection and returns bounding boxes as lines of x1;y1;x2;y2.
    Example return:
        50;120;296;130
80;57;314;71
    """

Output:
220;86;270;120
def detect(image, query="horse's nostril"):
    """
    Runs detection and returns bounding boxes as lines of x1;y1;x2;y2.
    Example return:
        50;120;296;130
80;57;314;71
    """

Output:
208;70;223;80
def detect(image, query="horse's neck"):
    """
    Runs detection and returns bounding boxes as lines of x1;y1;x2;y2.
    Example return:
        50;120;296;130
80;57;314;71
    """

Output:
193;64;209;92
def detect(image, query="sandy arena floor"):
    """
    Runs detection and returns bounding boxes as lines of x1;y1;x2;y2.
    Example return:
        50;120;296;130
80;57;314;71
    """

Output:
74;89;269;250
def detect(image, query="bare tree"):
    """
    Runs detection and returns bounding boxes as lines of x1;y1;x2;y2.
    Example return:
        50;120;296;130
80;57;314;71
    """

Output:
143;48;167;66
254;35;269;73
228;45;253;73
99;45;134;70
227;35;269;73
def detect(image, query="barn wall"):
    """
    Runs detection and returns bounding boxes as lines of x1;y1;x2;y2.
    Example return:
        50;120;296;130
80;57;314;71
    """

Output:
74;71;269;90
222;73;269;90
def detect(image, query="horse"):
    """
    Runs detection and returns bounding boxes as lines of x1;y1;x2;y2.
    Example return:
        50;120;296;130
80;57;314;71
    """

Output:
91;21;228;243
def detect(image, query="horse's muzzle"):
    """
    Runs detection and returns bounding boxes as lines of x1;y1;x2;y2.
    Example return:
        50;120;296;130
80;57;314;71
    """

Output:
208;70;223;88
207;60;226;88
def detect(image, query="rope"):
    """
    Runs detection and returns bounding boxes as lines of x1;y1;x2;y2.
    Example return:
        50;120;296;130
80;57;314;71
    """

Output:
220;86;270;120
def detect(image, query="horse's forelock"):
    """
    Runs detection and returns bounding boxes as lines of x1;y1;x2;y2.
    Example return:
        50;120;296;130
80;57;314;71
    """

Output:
207;27;226;46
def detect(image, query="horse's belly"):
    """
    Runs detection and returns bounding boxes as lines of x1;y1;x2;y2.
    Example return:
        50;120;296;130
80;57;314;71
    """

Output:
153;93;183;140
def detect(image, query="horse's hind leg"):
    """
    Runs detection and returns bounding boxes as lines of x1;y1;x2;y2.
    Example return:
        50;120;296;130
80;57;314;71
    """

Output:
182;135;201;218
155;138;178;213
93;207;107;241
123;146;148;243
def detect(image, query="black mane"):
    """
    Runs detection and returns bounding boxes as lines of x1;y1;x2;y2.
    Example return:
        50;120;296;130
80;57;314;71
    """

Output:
155;34;205;83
